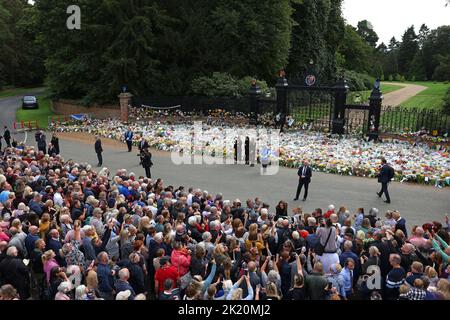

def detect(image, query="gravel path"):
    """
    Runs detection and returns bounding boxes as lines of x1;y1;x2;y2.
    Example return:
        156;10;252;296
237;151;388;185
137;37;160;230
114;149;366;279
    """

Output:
382;82;427;107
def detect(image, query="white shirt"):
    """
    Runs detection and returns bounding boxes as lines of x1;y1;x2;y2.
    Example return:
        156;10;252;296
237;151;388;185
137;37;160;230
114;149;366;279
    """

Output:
53;192;64;207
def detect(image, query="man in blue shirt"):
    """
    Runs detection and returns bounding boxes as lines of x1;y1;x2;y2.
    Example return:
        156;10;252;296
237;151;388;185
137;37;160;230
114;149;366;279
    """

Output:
97;251;115;300
29;193;44;217
25;226;40;256
124;127;133;152
340;258;355;299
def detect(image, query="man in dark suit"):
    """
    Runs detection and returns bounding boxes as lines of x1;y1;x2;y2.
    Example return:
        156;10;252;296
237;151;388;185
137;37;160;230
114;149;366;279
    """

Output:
124;127;133;152
376;158;393;203
141;149;153;178
3;126;11;147
138;137;149;153
95;136;103;167
138;137;149;165
294;160;312;201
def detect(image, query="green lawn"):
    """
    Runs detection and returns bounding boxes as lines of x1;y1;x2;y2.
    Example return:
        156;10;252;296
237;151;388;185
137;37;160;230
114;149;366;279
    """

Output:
388;81;449;109
0;86;44;98
381;83;406;94
16;94;54;129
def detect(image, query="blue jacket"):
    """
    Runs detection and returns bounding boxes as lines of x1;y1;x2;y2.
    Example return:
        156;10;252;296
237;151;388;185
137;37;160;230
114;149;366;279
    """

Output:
114;279;136;299
82;237;96;262
25;233;40;255
29;200;44;216
97;263;114;293
125;131;133;141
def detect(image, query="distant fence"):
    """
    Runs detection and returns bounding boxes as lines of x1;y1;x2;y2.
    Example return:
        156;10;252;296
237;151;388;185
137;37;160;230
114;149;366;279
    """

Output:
131;96;250;114
380;106;450;135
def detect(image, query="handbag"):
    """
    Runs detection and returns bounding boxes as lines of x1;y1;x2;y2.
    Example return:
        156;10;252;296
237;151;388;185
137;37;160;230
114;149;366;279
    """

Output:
176;259;193;290
178;271;192;290
315;227;333;256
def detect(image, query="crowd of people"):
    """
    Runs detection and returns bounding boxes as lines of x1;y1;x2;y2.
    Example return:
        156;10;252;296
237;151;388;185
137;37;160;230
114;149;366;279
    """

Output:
49;113;450;187
0;141;449;301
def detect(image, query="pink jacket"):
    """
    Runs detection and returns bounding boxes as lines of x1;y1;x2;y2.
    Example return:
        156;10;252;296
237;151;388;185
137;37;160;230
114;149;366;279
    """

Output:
44;259;60;284
55;292;70;300
0;231;10;242
171;249;191;276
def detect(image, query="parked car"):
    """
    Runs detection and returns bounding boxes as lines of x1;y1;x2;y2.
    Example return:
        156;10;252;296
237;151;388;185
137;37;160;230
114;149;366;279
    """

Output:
22;95;39;109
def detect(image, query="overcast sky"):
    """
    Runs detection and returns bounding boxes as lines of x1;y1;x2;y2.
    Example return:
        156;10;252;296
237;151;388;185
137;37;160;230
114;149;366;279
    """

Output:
343;0;450;45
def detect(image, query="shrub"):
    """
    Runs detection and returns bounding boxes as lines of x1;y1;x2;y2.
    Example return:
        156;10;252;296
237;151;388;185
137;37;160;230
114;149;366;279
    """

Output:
443;87;450;115
344;70;375;91
190;72;269;97
388;75;393;81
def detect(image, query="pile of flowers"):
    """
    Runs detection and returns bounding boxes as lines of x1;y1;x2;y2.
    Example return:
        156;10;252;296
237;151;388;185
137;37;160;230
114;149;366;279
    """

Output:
50;118;450;187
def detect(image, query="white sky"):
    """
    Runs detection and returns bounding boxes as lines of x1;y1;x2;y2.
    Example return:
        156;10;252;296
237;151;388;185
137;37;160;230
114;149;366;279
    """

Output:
343;0;450;45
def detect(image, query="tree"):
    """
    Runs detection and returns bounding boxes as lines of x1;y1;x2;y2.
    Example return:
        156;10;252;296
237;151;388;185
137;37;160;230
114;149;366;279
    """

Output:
432;55;450;81
398;26;418;78
288;0;344;84
356;20;379;47
388;37;400;51
376;42;388;54
0;0;45;88
422;26;450;80
417;24;430;49
338;24;372;74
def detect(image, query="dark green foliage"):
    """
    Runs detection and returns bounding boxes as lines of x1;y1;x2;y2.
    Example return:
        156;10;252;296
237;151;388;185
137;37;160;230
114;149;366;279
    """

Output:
356;20;379;47
190;72;268;97
344;70;375;91
398;26;419;78
443;87;450;114
338;25;372;74
432;55;450;81
0;0;45;88
287;0;344;84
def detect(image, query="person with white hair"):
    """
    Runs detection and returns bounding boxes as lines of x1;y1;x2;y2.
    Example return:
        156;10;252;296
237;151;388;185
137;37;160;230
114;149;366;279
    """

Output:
199;232;214;260
55;281;72;300
257;208;269;227
114;268;136;300
187;215;202;242
0;246;30;299
90;208;104;237
75;284;88;300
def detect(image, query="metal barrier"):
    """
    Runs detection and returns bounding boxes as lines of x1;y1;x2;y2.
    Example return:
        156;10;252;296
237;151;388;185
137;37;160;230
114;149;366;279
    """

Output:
13;120;39;131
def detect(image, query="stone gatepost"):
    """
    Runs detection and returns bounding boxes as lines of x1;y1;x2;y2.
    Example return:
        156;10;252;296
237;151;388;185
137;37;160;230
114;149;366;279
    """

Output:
118;92;133;123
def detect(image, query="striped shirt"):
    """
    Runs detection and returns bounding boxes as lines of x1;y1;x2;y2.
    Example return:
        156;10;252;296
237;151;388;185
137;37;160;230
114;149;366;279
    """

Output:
386;267;405;289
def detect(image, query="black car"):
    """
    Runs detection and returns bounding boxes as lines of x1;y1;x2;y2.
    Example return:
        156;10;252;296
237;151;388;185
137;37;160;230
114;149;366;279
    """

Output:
22;95;39;109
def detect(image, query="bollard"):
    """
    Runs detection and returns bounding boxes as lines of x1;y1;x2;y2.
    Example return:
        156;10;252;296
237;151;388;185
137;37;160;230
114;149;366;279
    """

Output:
20;120;24;129
13;122;16;130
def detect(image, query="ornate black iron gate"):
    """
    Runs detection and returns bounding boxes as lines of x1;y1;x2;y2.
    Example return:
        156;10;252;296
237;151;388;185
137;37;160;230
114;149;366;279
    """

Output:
249;75;383;138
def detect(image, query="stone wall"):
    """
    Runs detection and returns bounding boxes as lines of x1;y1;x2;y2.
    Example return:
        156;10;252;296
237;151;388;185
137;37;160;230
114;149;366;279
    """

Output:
51;99;120;119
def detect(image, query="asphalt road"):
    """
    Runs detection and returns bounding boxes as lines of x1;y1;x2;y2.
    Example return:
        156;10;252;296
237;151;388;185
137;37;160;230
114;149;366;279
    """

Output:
1;92;449;230
0;88;46;142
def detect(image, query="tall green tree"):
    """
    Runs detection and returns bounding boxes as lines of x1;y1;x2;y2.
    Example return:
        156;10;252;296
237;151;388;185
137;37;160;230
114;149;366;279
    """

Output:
398;26;418;78
288;0;344;84
338;25;372;74
422;26;450;80
0;0;45;88
356;20;379;47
